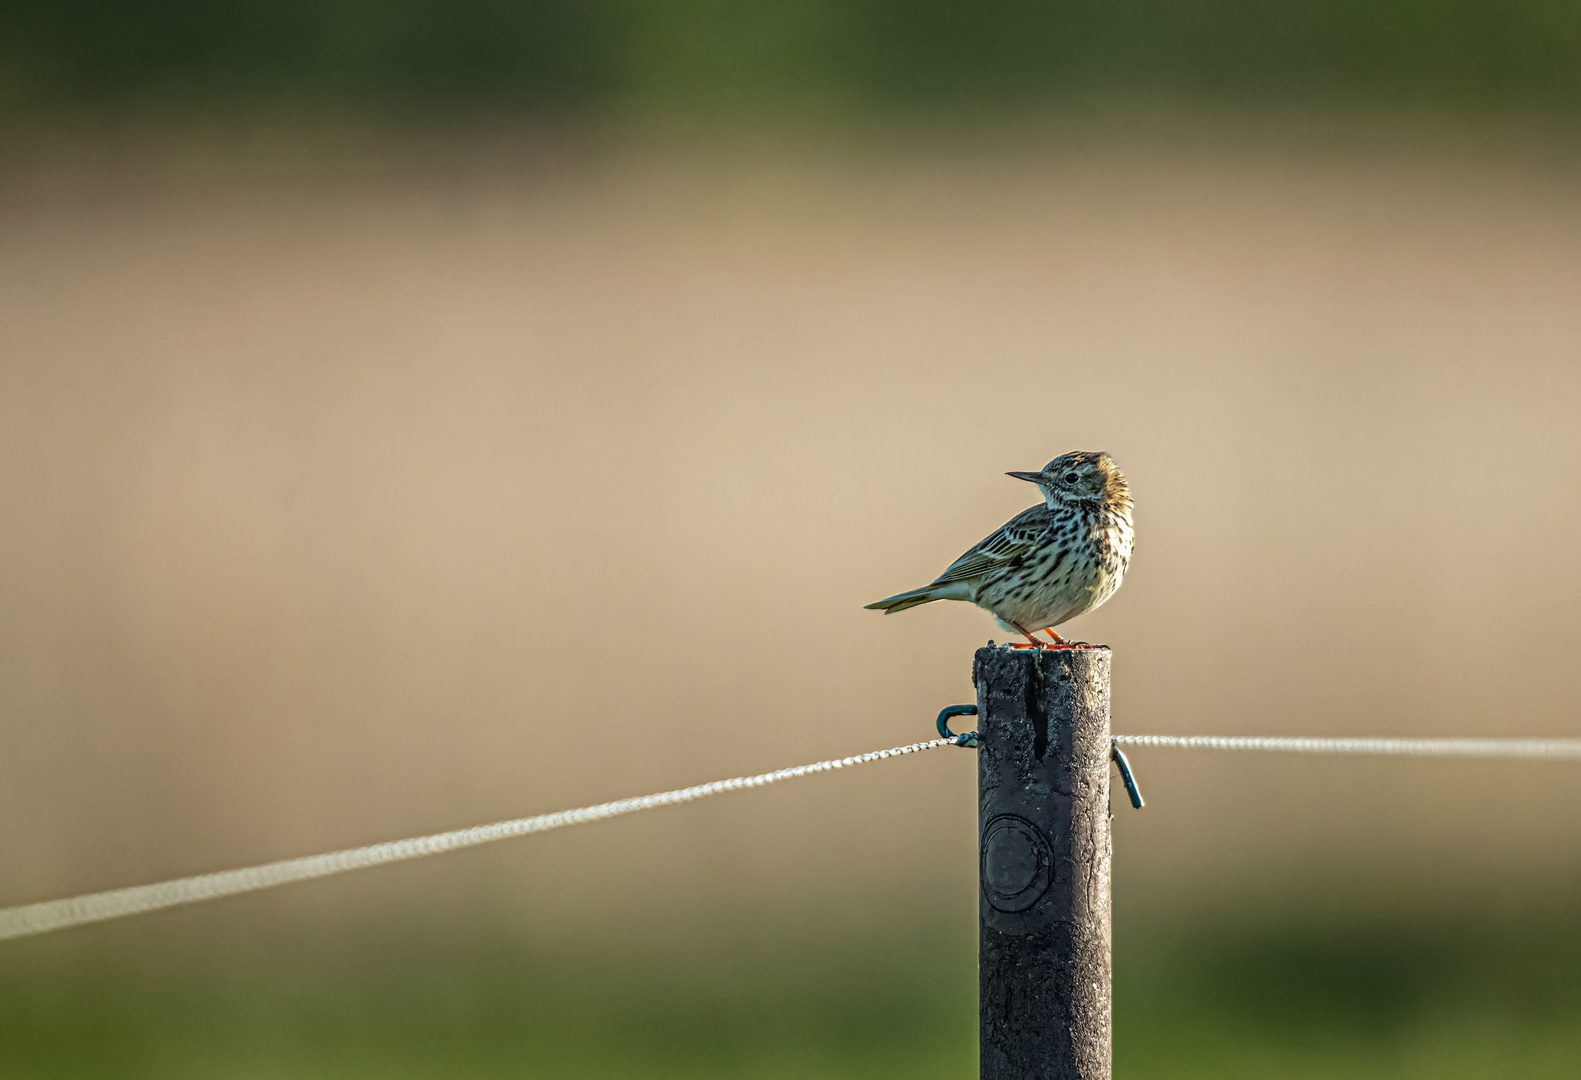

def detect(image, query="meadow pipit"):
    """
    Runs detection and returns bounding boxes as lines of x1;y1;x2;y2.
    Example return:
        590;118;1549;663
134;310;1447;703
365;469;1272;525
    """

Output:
865;451;1134;647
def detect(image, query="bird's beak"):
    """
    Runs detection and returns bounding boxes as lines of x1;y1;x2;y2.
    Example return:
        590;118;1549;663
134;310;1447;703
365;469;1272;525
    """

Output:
1006;471;1046;484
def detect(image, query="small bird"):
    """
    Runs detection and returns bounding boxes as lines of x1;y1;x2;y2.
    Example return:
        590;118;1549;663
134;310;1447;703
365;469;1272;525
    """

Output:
865;451;1134;647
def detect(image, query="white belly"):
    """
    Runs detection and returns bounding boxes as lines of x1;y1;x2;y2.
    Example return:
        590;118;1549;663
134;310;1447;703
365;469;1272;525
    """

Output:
977;516;1131;632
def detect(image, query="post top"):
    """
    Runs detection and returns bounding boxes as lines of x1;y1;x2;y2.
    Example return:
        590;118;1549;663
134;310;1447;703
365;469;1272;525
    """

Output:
979;641;1109;652
973;641;1112;688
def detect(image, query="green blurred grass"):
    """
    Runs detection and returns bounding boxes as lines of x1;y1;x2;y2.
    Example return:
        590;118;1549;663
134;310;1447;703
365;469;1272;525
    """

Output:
4;897;1579;1079
3;0;1581;121
1120;905;1581;1079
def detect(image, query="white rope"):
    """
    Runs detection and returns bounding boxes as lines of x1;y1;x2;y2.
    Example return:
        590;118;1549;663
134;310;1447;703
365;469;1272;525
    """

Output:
8;730;1577;944
1113;734;1581;759
0;737;956;943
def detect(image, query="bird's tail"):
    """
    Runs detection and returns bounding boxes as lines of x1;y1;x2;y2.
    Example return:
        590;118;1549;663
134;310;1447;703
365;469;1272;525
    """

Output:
864;582;964;614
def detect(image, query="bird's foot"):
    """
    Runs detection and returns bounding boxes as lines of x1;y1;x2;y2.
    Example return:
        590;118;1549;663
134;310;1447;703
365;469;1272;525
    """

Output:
1007;623;1053;649
1003;626;1101;651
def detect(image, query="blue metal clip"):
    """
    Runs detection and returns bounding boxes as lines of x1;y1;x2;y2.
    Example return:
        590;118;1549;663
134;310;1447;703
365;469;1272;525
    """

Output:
937;705;980;748
1110;743;1145;809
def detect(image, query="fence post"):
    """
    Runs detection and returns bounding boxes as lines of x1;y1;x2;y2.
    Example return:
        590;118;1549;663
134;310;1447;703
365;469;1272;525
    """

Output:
976;644;1113;1080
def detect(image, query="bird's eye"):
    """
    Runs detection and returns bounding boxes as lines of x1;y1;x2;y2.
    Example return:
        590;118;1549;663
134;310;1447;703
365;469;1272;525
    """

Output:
1064;472;1080;485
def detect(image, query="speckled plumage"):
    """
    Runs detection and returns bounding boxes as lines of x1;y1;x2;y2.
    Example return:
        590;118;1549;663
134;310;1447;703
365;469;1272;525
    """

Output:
864;451;1133;645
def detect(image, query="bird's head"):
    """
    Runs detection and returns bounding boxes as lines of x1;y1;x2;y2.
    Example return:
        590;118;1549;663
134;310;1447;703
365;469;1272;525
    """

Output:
1008;451;1131;512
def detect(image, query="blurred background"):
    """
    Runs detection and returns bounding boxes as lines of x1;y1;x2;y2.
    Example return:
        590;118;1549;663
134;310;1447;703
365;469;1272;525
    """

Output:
4;2;1581;1077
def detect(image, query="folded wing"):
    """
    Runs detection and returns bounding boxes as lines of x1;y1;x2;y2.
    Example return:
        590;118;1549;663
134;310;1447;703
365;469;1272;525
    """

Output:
932;504;1050;584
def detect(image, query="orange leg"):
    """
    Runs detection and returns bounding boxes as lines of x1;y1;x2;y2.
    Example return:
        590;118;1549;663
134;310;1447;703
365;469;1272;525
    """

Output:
1043;628;1068;645
1007;622;1050;649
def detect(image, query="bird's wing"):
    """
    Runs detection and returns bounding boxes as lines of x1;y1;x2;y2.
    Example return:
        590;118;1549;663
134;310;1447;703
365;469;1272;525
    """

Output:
933;504;1051;584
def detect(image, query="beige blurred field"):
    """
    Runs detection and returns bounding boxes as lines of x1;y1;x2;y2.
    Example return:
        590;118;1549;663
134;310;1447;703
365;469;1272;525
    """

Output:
3;131;1580;941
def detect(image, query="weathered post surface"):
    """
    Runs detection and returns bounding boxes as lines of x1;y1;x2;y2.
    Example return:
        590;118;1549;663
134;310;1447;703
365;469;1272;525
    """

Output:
976;644;1113;1080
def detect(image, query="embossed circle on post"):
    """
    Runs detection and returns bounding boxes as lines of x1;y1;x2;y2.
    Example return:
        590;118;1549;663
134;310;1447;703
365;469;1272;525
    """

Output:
981;814;1054;913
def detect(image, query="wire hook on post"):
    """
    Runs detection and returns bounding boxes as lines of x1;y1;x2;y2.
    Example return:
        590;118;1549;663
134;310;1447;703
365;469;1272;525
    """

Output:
1110;742;1145;808
937;705;979;748
934;705;1139;806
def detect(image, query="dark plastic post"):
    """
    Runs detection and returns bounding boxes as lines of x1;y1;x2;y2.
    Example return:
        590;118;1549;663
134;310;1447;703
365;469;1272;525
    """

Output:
976;644;1113;1080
